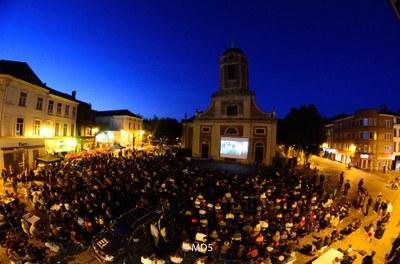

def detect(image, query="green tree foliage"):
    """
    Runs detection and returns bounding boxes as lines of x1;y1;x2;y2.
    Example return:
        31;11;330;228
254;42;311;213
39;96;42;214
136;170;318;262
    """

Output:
278;105;326;160
143;116;182;145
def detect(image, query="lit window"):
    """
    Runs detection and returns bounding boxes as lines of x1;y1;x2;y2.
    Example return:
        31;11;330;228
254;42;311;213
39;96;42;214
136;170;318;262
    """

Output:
384;145;392;153
34;120;41;136
36;97;43;110
55;123;60;136
16;118;24;136
63;124;68;136
19;92;27;107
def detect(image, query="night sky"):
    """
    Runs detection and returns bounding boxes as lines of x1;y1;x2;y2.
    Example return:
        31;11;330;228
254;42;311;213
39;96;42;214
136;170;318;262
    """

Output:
1;1;399;119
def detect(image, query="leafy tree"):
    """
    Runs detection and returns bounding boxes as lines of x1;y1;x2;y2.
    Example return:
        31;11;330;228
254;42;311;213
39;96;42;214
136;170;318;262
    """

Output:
143;116;182;145
278;105;326;162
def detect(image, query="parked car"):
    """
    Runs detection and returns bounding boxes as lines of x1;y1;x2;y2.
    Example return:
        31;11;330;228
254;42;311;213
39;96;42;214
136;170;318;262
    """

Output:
91;207;159;263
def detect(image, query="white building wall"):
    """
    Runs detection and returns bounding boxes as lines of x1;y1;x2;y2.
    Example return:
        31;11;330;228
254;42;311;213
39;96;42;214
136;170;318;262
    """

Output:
0;74;78;171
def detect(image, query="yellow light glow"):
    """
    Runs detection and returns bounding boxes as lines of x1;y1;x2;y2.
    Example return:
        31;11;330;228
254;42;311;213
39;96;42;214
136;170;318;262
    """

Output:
349;144;356;152
41;126;54;137
66;138;77;148
92;127;99;134
322;143;328;149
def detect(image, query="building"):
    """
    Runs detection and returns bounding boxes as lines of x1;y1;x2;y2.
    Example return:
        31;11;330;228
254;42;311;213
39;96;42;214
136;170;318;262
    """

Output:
95;110;143;148
324;109;396;171
76;98;99;151
0;60;78;172
393;116;400;170
182;47;277;165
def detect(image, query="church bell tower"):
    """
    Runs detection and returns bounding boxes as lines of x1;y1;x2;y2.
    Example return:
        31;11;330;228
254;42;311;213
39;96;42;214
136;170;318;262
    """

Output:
219;47;249;92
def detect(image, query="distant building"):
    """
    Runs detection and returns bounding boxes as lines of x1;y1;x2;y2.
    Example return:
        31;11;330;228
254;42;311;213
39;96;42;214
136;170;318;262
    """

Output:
76;97;99;151
95;110;143;148
182;47;277;165
0;60;78;172
324;109;396;171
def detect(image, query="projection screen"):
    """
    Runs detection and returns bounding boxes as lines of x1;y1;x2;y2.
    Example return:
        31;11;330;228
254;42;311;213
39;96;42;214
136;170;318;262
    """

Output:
220;137;249;159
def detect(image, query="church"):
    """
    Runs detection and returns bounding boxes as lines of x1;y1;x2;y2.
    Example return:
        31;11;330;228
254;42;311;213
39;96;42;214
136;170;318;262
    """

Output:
182;47;277;165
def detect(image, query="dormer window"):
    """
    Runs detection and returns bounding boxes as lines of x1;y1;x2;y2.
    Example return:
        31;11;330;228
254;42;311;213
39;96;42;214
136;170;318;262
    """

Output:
226;105;238;116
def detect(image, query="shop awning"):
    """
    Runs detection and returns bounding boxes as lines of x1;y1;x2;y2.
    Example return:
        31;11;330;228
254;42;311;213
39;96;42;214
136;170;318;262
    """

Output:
35;155;62;164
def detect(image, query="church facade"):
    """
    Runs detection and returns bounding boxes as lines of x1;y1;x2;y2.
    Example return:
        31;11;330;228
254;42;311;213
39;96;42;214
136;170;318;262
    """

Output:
182;47;277;165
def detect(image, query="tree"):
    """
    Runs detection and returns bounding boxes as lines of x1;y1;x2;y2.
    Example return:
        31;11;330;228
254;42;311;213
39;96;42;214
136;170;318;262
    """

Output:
143;116;182;145
278;105;326;162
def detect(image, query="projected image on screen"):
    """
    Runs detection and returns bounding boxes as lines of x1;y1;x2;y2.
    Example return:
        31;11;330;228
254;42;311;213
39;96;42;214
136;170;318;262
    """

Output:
220;137;249;159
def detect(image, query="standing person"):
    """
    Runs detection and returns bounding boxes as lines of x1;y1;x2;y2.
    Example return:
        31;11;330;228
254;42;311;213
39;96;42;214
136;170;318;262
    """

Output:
365;196;372;216
1;168;8;184
343;180;350;196
380;200;388;217
150;220;160;248
338;172;344;189
12;174;18;193
366;227;374;243
319;174;325;188
362;251;375;264
23;168;29;184
358;178;364;191
374;193;382;213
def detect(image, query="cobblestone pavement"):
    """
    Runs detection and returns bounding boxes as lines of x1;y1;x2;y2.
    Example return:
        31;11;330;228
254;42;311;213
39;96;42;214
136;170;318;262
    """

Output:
1;156;399;263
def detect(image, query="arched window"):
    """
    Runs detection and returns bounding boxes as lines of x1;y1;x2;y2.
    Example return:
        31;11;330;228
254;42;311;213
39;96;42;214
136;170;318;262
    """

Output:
225;127;238;135
256;142;264;148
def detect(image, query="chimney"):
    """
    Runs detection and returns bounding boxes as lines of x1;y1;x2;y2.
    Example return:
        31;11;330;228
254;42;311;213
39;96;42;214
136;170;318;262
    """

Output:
72;90;76;99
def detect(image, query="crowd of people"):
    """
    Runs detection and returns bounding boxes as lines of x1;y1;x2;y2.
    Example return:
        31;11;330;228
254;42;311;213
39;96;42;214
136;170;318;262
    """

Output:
0;149;396;263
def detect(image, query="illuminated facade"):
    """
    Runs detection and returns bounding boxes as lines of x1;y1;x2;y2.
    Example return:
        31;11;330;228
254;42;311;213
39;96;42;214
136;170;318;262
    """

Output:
0;60;78;172
393;117;400;170
95;110;143;148
182;47;277;165
324;109;396;171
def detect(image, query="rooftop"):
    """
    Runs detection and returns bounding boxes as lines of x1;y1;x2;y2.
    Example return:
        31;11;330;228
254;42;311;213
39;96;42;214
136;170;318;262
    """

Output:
0;59;78;102
96;109;142;119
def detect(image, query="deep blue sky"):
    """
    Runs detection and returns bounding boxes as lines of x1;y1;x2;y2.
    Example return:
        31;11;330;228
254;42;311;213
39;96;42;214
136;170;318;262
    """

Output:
1;1;399;119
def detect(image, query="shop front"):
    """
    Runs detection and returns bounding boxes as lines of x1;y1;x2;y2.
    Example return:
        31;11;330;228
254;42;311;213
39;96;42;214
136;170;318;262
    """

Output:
0;138;45;173
44;137;78;155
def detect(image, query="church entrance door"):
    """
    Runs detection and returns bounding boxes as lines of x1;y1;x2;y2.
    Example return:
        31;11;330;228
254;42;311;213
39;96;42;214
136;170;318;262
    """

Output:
201;143;209;159
255;143;264;163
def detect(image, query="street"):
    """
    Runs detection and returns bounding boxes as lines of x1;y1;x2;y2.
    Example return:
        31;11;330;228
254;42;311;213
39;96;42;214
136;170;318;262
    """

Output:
298;155;400;263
